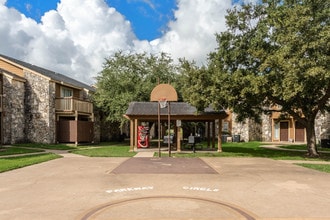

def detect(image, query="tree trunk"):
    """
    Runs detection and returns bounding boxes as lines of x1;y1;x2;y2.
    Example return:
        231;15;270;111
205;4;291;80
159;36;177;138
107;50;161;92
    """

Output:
306;119;319;157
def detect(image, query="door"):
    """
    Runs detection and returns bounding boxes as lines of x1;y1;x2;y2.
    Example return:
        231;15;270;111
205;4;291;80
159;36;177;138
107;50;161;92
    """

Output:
295;121;305;142
0;112;2;144
0;75;2;144
280;121;289;141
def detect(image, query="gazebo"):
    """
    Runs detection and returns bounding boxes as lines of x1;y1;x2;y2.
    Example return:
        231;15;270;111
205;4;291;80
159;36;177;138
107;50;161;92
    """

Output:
123;84;228;153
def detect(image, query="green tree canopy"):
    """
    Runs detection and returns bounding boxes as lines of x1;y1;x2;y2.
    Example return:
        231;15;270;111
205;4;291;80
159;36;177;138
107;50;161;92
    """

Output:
93;51;181;125
184;0;329;156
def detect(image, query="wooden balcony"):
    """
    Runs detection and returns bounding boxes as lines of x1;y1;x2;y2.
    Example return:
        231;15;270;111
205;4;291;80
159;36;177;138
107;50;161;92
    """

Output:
55;97;93;114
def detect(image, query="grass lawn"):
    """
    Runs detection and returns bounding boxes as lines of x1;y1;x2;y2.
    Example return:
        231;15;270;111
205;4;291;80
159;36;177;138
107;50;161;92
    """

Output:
171;142;330;161
0;147;43;156
295;163;330;173
0;153;62;173
71;145;136;157
169;142;330;173
279;144;330;152
3;141;330;173
13;143;77;150
7;142;136;157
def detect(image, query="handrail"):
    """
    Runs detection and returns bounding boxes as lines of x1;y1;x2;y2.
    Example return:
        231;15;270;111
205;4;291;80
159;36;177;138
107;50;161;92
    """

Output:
55;97;93;114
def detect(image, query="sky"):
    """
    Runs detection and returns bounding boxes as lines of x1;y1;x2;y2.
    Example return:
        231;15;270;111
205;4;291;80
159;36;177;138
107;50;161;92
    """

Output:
0;0;251;84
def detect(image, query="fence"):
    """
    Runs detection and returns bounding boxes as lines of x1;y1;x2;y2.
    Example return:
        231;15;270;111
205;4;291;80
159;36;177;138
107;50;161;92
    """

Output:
55;97;93;113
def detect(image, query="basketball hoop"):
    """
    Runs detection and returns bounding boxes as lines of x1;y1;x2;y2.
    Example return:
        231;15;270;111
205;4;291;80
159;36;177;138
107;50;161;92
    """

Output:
159;98;167;108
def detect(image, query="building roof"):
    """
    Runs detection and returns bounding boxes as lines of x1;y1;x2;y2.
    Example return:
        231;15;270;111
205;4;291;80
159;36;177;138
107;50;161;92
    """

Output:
125;102;227;121
0;54;95;92
0;68;26;82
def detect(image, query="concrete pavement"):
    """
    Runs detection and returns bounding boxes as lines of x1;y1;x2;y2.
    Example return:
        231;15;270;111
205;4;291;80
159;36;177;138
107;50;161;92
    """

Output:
0;152;330;219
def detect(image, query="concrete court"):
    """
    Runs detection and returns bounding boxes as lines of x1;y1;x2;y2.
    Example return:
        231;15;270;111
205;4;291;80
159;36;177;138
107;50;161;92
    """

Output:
0;152;330;220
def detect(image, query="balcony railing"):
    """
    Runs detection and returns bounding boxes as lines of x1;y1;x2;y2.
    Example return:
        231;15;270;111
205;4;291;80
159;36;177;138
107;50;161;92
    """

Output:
55;97;93;114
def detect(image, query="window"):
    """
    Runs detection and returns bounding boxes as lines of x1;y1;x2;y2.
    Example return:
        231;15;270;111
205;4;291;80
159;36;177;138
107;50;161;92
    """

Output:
222;121;229;132
274;122;280;140
61;87;73;97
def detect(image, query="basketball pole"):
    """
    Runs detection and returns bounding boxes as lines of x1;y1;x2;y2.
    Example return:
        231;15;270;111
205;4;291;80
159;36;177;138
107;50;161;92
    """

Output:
168;102;171;157
158;101;161;157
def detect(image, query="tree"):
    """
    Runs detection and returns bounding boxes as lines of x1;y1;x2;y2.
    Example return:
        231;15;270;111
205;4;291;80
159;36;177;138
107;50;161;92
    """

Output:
93;51;180;125
180;58;214;110
184;0;330;157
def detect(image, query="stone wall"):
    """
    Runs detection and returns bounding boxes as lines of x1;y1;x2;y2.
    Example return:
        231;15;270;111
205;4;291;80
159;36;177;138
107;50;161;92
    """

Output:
48;82;56;143
315;111;330;142
218;110;330;143
231;117;263;142
248;118;262;141
24;71;56;143
231;114;249;142
2;75;25;144
261;114;272;142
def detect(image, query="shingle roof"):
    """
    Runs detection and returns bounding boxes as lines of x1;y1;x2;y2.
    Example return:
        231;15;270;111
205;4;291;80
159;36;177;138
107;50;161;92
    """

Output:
0;54;95;92
125;102;227;118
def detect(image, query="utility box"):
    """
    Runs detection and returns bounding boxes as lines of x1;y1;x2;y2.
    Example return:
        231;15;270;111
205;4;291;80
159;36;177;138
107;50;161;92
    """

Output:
321;139;330;148
233;135;240;142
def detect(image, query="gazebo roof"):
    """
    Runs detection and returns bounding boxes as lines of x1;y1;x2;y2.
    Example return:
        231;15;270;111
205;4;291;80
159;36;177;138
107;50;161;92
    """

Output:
124;102;227;121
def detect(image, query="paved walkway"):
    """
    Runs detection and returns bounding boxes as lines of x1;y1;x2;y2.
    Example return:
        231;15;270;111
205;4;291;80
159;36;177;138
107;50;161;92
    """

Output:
1;145;330;219
1;156;330;220
133;151;155;157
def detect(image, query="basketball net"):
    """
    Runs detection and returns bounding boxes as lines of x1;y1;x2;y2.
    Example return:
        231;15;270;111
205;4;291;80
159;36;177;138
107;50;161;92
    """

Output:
159;98;167;108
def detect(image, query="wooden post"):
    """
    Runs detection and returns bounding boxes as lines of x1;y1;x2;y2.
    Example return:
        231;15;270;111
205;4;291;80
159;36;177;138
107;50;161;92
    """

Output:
207;121;211;148
129;119;134;152
212;120;216;149
176;122;181;152
158;102;161;157
218;119;223;152
75;111;78;146
134;119;138;151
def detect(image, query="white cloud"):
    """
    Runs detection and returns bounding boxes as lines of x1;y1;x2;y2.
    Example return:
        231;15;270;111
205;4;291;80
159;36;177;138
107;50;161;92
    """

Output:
0;0;232;84
154;0;231;65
